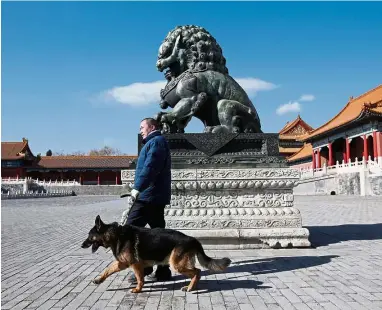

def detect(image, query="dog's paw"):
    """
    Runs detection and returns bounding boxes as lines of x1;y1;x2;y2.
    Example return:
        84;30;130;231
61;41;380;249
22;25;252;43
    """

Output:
93;277;103;285
130;288;142;293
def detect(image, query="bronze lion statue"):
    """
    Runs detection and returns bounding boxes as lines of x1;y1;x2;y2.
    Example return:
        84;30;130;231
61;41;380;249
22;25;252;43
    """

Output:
154;25;262;134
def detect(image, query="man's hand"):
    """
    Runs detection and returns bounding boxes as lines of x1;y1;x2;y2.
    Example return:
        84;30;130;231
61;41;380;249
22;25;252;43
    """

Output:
131;189;139;202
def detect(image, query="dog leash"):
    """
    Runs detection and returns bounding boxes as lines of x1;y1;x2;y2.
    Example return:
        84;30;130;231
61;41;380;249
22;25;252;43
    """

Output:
119;193;133;226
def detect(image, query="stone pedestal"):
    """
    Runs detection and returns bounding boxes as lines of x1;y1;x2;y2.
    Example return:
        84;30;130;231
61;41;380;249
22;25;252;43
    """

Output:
122;133;310;249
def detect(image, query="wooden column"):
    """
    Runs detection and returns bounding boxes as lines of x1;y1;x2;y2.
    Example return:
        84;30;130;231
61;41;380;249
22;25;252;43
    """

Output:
328;142;333;166
377;132;382;159
345;138;351;163
97;172;100;185
312;150;316;169
373;131;378;159
363;134;368;160
115;172;118;185
317;149;321;169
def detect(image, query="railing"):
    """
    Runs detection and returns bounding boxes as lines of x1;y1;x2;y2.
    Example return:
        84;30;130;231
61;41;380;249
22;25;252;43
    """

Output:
33;179;81;186
1;189;74;200
1;177;119;186
1;177;28;184
299;156;382;179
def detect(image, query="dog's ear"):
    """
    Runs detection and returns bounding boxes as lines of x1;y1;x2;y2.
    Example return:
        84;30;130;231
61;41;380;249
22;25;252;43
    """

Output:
95;215;104;231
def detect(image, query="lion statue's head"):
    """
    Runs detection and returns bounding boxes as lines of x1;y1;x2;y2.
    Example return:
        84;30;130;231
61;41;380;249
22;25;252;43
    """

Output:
156;25;229;81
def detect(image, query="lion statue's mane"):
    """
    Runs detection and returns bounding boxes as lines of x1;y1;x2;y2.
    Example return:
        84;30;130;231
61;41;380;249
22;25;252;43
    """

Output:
160;25;228;75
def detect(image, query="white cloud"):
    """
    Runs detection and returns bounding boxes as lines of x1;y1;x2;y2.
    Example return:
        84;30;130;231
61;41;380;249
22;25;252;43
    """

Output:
234;78;278;97
275;93;314;116
100;77;277;107
276;101;301;115
299;94;315;102
102;81;167;106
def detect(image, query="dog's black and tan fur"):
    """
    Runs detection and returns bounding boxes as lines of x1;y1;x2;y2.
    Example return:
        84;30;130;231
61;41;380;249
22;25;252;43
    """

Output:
81;215;231;293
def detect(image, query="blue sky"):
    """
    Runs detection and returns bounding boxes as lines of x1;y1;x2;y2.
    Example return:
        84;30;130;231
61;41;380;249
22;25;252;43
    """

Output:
2;2;382;155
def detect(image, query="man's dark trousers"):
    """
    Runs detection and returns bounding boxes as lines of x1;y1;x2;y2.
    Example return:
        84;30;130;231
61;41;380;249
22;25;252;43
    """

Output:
126;200;171;279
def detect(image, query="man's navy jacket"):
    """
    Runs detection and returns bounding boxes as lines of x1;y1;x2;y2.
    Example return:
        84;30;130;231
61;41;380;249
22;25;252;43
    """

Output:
134;130;172;205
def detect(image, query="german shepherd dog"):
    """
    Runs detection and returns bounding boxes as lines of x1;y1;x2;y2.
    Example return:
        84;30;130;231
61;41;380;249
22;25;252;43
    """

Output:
81;215;231;293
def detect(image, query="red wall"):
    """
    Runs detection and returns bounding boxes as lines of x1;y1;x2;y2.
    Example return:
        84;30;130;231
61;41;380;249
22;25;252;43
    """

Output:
1;168;25;178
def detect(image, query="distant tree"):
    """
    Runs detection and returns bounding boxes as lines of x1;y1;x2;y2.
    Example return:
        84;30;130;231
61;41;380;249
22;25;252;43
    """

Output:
71;151;86;156
88;146;122;156
52;146;126;156
53;150;67;156
46;149;53;156
53;150;86;156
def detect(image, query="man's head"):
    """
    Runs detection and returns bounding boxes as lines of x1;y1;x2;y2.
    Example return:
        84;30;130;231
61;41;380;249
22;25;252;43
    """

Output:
140;118;160;139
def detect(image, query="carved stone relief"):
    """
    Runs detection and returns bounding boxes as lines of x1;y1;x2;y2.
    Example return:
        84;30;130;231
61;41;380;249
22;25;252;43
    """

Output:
122;168;300;182
164;207;300;216
168;191;294;208
165;219;302;229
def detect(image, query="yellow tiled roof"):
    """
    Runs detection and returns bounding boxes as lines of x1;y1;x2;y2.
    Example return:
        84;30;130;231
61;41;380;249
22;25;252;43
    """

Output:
303;85;382;141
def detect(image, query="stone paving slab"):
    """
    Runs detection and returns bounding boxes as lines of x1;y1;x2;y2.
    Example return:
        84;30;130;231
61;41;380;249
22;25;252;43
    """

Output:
2;195;382;309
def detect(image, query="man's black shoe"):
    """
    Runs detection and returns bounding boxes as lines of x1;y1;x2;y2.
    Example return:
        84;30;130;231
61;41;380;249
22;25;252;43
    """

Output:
148;265;172;281
127;272;172;283
127;266;154;283
145;272;172;282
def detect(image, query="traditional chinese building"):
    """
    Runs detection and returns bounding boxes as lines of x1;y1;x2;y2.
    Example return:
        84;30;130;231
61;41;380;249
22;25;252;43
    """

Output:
1;138;36;178
27;156;135;185
288;84;382;168
1;139;135;185
278;115;314;157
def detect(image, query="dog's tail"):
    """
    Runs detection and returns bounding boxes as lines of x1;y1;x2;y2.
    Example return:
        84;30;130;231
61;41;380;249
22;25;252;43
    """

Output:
195;240;231;272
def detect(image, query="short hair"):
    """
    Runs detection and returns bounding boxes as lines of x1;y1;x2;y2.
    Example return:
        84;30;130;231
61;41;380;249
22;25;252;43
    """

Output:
141;118;160;130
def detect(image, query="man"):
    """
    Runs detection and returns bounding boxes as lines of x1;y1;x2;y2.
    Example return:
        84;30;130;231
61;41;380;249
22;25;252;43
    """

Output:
125;117;172;282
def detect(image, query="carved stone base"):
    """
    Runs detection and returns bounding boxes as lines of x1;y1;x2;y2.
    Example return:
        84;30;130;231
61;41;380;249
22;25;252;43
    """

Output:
121;167;311;249
177;228;310;249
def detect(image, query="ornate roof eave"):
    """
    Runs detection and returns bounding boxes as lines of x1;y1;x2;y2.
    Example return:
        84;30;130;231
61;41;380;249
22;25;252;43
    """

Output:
356;107;382;120
279;123;291;134
279;114;314;137
19;138;35;158
301;85;382;142
279;137;296;141
302;108;382;143
287;154;312;163
288;156;312;165
286;143;313;163
1;138;36;160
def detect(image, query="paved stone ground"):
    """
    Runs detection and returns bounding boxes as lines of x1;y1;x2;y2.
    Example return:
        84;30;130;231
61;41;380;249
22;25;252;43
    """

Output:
2;195;382;310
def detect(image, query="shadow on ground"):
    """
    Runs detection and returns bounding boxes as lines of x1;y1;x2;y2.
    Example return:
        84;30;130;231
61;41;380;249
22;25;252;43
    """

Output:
109;255;337;293
306;223;382;247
